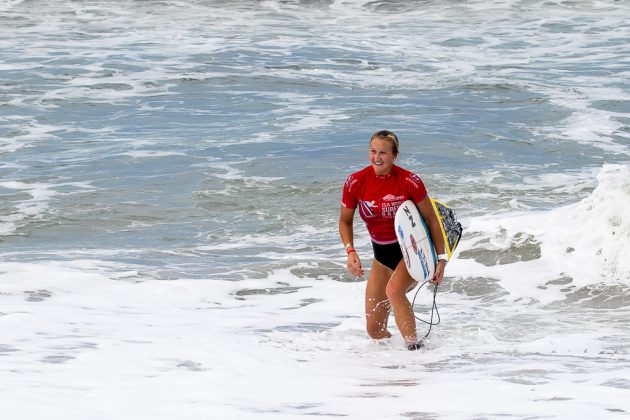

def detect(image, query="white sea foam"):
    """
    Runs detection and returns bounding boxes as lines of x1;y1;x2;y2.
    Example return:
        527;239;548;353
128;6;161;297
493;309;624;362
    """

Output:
452;163;630;293
278;107;352;132
0;181;57;236
2;261;629;419
541;163;630;284
0;0;25;11
206;161;285;184
0;179;97;237
120;150;187;159
0;117;61;153
550;109;630;155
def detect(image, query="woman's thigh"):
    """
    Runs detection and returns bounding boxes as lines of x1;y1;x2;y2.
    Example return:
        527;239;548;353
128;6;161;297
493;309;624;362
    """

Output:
365;259;393;317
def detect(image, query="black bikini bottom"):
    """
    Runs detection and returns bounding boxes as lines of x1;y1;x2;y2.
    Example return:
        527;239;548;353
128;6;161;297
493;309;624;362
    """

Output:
372;241;402;271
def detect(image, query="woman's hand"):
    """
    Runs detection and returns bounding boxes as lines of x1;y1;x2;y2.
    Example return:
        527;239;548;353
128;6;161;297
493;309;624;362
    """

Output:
432;260;446;285
347;251;365;277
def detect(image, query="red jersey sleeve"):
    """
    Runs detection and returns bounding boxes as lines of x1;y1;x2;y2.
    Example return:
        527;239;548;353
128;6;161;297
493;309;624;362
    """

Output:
341;173;359;209
404;170;428;203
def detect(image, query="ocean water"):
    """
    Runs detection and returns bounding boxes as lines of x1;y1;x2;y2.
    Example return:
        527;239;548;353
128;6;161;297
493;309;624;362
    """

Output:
1;0;629;418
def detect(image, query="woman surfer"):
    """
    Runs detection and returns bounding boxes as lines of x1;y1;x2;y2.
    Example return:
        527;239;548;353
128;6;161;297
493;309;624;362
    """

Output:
339;130;447;350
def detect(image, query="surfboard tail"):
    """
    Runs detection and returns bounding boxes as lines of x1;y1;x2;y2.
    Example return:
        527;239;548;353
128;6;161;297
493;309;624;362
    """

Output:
429;199;463;260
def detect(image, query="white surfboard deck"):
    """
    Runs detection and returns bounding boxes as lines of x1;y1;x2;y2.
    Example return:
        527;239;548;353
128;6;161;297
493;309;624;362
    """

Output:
394;200;437;283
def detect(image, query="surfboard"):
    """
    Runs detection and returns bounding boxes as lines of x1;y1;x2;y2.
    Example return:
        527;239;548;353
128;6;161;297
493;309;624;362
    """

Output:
395;199;463;283
394;200;437;283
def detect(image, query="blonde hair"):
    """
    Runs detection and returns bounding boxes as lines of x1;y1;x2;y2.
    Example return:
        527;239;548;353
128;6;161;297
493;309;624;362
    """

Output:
370;130;399;156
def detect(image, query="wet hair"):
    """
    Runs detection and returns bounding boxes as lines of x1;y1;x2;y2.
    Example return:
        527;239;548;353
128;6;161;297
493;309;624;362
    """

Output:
370;130;400;157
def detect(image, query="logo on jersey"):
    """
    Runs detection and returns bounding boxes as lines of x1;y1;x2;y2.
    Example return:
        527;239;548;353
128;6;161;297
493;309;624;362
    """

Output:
406;174;422;189
358;200;377;218
344;175;358;192
382;194;406;218
383;194;405;201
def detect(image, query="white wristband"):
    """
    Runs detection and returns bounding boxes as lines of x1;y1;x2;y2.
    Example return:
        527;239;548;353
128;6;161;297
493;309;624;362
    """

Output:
437;253;448;262
345;242;353;250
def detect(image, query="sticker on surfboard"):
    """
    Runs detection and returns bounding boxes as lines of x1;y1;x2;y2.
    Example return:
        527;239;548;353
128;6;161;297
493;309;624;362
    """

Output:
394;199;462;283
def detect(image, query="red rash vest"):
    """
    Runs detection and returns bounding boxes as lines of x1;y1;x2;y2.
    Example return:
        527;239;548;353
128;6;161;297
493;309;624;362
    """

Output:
341;165;428;244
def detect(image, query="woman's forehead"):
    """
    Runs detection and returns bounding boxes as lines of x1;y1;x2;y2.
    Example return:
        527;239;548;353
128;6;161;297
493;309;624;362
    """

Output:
370;138;394;150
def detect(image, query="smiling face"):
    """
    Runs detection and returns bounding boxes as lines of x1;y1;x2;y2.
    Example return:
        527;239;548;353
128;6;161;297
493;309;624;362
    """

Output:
369;137;397;176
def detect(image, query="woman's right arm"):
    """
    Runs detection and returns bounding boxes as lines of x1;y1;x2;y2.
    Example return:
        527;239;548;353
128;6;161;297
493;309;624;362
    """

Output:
339;206;364;277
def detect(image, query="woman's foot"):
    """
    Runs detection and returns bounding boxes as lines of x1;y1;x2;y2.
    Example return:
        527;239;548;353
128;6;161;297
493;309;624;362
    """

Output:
407;341;425;351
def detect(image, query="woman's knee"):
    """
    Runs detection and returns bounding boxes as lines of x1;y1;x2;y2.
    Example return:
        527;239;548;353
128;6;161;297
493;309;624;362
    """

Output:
385;280;405;303
386;265;415;303
366;318;390;339
386;281;416;305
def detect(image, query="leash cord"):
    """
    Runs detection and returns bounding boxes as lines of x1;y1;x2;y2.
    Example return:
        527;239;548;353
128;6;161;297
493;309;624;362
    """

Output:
411;280;440;339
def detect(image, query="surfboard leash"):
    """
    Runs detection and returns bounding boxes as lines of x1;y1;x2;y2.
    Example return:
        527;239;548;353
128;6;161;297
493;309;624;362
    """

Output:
411;280;441;339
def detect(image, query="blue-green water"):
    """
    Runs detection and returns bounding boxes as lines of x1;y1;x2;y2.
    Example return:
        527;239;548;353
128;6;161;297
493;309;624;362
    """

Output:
1;1;630;418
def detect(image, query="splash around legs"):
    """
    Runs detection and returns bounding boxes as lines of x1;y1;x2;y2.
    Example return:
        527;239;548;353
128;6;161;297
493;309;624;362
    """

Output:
365;258;422;349
365;259;393;339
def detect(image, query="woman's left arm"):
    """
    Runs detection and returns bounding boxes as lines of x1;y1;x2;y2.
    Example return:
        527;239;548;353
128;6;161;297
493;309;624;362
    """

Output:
417;196;447;285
